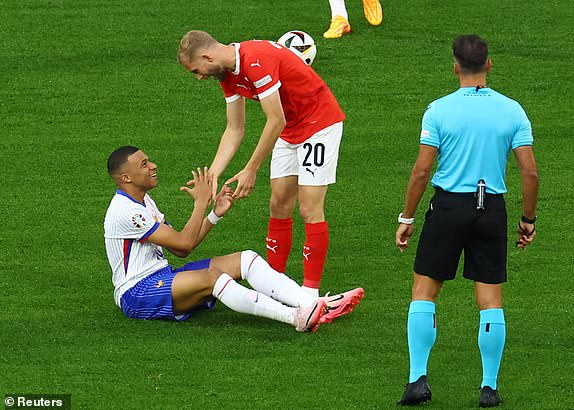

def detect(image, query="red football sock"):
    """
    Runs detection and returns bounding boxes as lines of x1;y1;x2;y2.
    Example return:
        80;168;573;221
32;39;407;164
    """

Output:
303;221;329;289
266;217;293;273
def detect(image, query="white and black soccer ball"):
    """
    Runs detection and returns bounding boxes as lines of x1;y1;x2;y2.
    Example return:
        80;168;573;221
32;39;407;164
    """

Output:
277;30;317;66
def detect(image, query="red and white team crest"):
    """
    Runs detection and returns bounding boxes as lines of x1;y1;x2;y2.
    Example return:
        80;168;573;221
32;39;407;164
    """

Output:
131;214;148;228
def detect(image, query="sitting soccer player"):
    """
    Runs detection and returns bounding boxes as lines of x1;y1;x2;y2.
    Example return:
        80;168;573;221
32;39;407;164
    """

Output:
104;146;363;332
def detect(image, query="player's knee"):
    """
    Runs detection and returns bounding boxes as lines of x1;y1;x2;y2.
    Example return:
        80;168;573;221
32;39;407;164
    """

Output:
412;274;442;301
206;266;225;288
269;196;293;218
474;282;502;310
240;250;260;280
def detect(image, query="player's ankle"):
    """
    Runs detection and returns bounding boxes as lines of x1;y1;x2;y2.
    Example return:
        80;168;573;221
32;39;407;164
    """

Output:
301;285;319;297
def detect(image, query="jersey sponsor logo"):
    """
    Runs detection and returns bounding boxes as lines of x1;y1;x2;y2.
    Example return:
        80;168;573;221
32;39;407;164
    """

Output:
250;59;261;68
254;74;272;89
131;214;148;228
421;130;430;138
156;280;164;288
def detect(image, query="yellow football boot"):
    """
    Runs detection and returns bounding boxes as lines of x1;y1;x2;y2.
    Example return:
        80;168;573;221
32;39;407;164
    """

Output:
323;15;351;39
362;0;383;26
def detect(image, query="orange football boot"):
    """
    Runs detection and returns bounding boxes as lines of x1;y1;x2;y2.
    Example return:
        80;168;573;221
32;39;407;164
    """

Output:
323;15;351;39
363;0;383;26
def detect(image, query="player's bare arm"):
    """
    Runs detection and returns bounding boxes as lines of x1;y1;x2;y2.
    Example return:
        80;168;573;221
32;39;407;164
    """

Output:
147;167;212;257
396;145;437;252
209;97;246;198
226;90;286;199
514;145;539;249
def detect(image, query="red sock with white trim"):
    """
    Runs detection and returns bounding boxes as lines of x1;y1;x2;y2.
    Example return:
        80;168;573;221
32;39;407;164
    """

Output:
266;217;293;273
303;221;329;290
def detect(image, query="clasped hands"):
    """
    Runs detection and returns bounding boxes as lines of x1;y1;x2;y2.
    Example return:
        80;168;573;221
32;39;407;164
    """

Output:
206;167;257;201
180;167;235;217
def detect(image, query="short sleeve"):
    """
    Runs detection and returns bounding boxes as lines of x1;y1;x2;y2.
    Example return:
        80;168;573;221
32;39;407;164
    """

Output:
220;82;241;103
420;102;440;148
245;54;281;100
511;105;533;149
115;205;160;243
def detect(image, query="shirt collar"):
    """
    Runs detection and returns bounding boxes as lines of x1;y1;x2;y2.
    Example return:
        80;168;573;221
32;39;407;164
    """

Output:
230;43;241;75
116;189;146;206
460;86;490;92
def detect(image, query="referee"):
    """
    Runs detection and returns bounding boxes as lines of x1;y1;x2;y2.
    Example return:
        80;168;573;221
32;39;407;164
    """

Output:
395;35;539;407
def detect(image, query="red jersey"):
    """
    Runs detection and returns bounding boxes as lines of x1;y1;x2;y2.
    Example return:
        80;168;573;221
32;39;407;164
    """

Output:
220;40;345;144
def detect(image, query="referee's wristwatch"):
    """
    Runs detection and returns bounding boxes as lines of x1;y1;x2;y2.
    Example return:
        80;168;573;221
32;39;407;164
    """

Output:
521;215;537;224
398;213;415;225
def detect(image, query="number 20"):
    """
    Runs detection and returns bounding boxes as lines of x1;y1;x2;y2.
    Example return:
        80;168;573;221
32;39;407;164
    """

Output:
302;143;325;167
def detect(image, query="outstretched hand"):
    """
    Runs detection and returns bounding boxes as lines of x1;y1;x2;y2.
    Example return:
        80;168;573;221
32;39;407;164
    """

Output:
396;224;415;253
180;167;213;206
213;185;235;217
225;168;257;199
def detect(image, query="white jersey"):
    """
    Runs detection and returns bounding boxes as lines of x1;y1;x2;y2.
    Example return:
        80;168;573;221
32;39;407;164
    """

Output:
104;190;169;306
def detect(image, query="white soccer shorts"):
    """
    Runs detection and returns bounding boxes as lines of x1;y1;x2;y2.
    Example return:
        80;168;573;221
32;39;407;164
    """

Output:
270;122;343;186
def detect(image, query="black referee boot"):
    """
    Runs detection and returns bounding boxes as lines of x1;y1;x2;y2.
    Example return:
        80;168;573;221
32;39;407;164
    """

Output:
397;375;432;406
479;386;502;407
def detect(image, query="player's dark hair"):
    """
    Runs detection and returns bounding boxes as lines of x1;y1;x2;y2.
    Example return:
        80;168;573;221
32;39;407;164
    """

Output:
107;146;140;176
452;35;489;74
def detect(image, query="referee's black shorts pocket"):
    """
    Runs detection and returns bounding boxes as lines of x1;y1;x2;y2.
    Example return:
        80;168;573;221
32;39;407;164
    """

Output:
424;195;441;221
424;201;434;221
424;196;457;223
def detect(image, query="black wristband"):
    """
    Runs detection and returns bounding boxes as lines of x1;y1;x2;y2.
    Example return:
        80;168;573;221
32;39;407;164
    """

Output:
521;215;537;224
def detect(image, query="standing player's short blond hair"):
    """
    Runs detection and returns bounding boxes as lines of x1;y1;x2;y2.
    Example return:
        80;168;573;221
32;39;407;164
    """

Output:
178;30;218;65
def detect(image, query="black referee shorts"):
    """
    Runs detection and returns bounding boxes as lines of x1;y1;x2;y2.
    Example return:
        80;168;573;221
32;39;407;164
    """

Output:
414;188;507;284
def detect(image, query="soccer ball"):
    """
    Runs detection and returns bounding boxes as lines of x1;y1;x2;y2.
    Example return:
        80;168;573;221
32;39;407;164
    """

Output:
277;31;317;66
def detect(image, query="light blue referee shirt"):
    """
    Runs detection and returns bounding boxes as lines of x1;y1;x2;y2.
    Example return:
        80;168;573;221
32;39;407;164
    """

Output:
420;87;533;194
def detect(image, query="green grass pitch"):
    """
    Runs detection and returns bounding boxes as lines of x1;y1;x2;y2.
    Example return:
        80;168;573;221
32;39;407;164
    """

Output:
2;0;573;408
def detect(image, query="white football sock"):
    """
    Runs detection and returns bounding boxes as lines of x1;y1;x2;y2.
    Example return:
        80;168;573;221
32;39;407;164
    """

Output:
301;286;320;298
329;0;348;19
240;250;317;308
212;273;295;325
